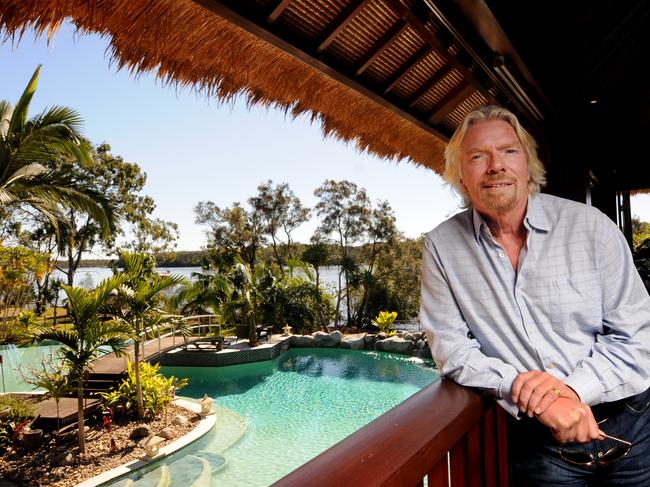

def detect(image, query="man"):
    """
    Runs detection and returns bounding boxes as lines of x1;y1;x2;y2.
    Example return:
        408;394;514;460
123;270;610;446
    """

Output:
420;104;650;485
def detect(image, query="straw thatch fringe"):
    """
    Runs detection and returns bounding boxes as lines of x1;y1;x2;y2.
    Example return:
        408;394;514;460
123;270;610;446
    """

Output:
0;0;447;172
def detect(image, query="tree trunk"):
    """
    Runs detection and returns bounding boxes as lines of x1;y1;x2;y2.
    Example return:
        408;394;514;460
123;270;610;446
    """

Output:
135;339;144;419
55;399;60;448
77;381;86;455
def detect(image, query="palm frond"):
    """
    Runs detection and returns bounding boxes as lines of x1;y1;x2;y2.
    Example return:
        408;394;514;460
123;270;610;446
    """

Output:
0;100;13;139
7;65;41;137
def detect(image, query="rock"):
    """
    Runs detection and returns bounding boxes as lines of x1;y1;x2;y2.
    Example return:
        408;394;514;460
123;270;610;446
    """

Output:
172;414;188;426
402;332;419;342
56;451;74;466
158;428;174;439
417;340;432;359
374;336;414;355
290;335;315;347
340;333;366;350
313;331;342;347
364;334;378;346
129;425;151;440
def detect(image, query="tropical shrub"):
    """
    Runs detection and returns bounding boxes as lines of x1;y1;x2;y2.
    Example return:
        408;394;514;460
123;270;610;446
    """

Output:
100;361;188;418
373;311;397;335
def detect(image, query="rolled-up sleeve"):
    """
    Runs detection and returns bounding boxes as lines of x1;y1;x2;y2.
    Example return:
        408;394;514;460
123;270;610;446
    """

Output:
420;236;521;416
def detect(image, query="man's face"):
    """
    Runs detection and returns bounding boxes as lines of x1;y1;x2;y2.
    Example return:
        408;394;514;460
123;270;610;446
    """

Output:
459;119;530;216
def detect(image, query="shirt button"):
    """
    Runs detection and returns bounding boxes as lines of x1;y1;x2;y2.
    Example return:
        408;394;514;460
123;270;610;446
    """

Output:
498;252;505;259
547;362;556;369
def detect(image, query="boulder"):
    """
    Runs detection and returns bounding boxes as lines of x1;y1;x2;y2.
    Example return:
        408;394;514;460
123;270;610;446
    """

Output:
374;336;414;355
417;340;432;359
56;451;74;466
129;425;151;440
290;335;315;347
340;333;366;350
172;415;188;426
402;332;419;342
313;331;342;347
158;427;174;439
364;334;378;347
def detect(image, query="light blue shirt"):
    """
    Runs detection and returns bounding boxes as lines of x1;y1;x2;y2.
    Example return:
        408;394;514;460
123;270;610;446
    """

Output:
420;193;650;416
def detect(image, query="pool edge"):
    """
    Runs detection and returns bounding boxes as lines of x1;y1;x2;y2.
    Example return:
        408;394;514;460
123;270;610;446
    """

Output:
76;398;216;487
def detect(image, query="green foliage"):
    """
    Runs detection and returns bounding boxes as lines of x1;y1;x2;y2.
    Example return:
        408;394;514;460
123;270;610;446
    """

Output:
373;311;398;334
21;355;73;401
53;143;177;286
249;180;310;266
313;180;401;327
0;65;115;241
0;395;36;423
100;361;188;418
633;217;650;292
365;237;423;320
633;216;650;251
256;266;334;334
0;245;53;343
0;396;36;452
34;275;133;454
111;251;186;418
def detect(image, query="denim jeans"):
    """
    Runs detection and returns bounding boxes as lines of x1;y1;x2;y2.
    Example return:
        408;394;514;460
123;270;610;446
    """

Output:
508;387;650;486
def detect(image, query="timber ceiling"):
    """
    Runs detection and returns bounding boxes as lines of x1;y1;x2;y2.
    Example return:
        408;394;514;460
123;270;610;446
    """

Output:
196;0;650;192
194;0;546;140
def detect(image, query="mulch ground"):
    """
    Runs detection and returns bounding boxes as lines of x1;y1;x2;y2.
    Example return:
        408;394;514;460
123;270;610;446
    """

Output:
0;403;200;487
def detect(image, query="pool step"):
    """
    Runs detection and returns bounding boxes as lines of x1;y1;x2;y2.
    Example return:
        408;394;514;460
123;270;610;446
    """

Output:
210;406;248;453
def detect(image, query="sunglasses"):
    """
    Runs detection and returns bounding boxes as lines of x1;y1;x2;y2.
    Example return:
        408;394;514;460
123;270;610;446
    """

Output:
558;419;632;466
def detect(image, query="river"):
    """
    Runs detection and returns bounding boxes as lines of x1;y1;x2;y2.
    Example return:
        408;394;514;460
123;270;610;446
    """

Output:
52;266;343;291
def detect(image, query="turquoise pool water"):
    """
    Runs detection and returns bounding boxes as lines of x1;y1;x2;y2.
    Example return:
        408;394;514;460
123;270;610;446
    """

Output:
108;348;438;486
0;342;64;393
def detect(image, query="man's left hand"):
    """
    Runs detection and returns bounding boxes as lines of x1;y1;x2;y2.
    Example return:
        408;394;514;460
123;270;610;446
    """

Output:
511;370;580;417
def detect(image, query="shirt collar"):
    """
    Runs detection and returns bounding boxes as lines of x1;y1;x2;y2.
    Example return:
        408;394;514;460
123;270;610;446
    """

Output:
471;194;550;245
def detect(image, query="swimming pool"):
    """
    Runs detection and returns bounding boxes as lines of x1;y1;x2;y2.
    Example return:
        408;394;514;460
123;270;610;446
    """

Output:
0;342;64;393
107;348;438;486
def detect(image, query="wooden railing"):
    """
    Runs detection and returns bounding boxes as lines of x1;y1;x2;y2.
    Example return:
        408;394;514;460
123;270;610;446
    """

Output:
273;379;509;487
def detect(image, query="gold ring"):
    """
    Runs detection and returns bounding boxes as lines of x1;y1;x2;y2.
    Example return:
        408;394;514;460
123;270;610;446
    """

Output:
552;388;561;398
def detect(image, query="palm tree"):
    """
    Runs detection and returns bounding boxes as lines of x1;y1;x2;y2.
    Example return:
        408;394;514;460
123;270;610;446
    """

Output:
1;65;116;238
172;267;231;316
223;262;259;345
113;252;185;419
34;275;132;455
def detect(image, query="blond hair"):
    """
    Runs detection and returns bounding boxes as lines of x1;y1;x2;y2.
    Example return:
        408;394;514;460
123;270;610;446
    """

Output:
443;105;546;207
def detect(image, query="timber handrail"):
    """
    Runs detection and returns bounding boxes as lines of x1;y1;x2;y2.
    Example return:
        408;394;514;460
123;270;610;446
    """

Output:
274;379;509;486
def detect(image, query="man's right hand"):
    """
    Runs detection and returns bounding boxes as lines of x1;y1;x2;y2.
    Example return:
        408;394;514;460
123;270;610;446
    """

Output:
535;397;604;443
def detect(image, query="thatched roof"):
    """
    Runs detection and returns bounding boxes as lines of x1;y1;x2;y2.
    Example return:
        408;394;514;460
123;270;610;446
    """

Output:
0;0;462;173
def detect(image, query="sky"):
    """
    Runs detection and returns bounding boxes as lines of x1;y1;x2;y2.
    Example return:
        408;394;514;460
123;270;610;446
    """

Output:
3;22;650;255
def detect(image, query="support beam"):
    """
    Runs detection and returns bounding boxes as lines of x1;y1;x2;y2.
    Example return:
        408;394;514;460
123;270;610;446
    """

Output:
427;83;475;124
406;64;453;108
355;21;408;76
383;0;496;105
316;0;370;53
383;45;432;94
267;0;293;23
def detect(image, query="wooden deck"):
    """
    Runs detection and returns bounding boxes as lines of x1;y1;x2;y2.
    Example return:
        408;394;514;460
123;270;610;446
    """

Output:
31;332;280;429
32;334;200;429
